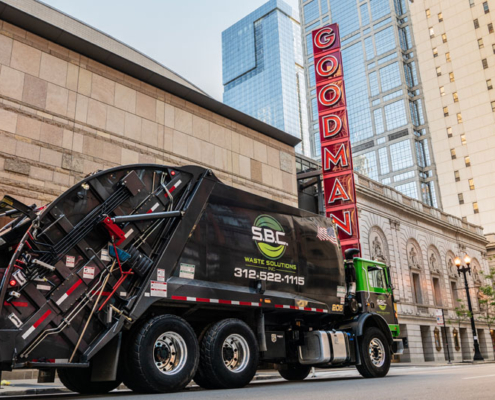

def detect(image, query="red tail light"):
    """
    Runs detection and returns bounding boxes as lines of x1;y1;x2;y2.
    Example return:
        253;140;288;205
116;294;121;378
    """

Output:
9;279;17;287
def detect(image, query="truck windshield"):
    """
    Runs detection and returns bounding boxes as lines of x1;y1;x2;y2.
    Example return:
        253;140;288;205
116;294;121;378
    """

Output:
368;267;387;290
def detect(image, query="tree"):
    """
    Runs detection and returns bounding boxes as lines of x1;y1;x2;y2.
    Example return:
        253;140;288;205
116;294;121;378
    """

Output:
478;266;495;339
448;299;472;331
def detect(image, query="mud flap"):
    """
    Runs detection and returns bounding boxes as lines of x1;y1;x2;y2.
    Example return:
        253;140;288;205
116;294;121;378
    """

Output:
91;333;121;382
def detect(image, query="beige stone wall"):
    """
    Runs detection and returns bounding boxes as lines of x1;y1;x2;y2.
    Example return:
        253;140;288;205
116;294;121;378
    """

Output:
409;0;495;232
0;20;298;208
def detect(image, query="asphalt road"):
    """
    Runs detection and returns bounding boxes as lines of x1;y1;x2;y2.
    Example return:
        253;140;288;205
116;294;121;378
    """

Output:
8;364;495;400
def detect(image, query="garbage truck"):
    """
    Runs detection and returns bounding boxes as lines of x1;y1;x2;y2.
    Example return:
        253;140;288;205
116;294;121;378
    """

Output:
0;164;403;394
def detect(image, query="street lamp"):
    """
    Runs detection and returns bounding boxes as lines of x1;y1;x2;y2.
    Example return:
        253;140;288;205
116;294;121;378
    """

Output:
454;255;484;361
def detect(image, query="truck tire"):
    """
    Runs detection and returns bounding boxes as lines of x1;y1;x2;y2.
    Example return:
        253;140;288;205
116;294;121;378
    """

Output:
196;318;259;389
192;323;216;389
277;363;312;381
121;314;199;393
356;327;391;378
58;366;121;394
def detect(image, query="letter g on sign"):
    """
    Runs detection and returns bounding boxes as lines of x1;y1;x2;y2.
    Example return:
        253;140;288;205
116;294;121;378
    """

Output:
314;27;336;49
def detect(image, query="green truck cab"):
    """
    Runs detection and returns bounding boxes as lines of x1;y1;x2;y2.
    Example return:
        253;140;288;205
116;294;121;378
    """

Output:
352;258;400;339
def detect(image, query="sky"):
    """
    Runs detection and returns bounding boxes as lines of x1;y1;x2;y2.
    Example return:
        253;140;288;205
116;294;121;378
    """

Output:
41;0;299;101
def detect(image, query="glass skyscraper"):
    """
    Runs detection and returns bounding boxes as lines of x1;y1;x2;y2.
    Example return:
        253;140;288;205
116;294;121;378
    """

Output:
300;0;440;207
222;0;311;156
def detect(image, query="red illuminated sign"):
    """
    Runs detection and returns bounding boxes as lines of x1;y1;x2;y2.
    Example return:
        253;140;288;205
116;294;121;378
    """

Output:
312;24;360;256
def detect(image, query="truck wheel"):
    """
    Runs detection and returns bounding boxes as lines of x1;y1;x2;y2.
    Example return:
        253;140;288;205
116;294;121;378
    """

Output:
356;327;391;378
196;318;259;389
121;314;199;393
277;363;312;381
192;323;216;389
58;366;121;394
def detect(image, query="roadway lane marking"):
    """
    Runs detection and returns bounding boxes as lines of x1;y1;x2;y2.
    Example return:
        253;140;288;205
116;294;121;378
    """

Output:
462;374;495;379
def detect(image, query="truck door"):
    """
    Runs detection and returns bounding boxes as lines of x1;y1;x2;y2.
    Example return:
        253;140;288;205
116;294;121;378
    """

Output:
365;265;396;326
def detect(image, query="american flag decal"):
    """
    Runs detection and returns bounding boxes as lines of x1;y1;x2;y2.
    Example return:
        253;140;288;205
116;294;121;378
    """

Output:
317;226;338;244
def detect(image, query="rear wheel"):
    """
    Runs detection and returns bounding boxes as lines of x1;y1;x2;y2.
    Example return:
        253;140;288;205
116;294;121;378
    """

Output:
277;363;311;381
356;327;391;378
195;318;259;389
121;314;199;393
58;365;121;394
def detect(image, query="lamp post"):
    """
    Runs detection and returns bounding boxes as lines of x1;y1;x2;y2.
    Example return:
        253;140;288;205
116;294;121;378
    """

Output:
454;255;484;361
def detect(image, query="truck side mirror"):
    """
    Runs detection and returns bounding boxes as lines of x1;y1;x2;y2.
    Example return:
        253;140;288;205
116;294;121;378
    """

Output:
344;248;360;260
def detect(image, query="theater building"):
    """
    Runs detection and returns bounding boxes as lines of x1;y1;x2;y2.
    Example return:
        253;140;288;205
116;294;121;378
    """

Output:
0;0;492;363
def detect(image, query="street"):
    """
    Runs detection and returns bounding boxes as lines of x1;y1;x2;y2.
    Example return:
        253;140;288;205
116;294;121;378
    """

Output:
4;364;494;400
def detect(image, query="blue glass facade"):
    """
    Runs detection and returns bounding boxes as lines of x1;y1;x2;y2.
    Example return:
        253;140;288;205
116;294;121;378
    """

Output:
300;0;440;207
222;0;310;156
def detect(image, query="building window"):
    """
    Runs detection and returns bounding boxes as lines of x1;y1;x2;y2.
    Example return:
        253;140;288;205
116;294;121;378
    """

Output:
457;113;463;123
455;170;460;181
433;277;443;306
444;106;449;116
461;133;467;144
451;281;459;309
433;47;438;57
426;9;431;18
450;72;455;82
490;23;495;34
469;178;475;189
442;33;448;43
412;273;423;304
438;12;443;22
474;19;480;29
479;38;484;48
474;202;480;213
440;86;445;96
484;1;490;13
458;193;464;204
493;43;495;53
453;92;459;102
487;79;493;90
470;0;475;7
436;66;442;76
465;156;471;166
482;58;488;69
492;100;495;111
429;27;435;38
447;127;453;137
446;52;451;62
451;148;456;159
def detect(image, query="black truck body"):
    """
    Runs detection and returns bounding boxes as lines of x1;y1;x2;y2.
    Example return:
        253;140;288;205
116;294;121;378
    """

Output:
0;164;401;394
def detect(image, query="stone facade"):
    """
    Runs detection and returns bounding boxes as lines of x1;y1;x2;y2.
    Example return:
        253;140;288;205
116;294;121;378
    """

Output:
356;173;495;362
0;19;298;210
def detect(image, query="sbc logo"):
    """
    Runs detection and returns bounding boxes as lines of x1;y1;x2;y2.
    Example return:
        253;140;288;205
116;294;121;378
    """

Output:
251;215;288;260
377;295;388;311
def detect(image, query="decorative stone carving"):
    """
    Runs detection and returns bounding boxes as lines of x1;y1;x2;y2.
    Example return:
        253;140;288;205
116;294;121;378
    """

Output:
447;258;457;278
372;236;385;262
389;218;400;231
429;252;439;273
368;226;389;264
408;246;420;269
472;265;481;284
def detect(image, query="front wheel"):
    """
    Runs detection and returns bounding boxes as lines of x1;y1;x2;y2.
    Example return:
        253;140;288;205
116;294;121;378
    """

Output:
356;327;391;378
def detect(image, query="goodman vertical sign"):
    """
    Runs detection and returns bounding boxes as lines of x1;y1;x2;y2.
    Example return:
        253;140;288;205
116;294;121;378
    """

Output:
312;24;360;255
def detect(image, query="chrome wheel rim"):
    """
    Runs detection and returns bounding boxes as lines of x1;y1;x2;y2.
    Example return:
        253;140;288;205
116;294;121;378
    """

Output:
368;338;385;367
222;334;250;373
154;331;188;375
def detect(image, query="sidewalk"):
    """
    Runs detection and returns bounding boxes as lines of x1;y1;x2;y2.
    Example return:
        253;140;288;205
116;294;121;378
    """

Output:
1;362;495;397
